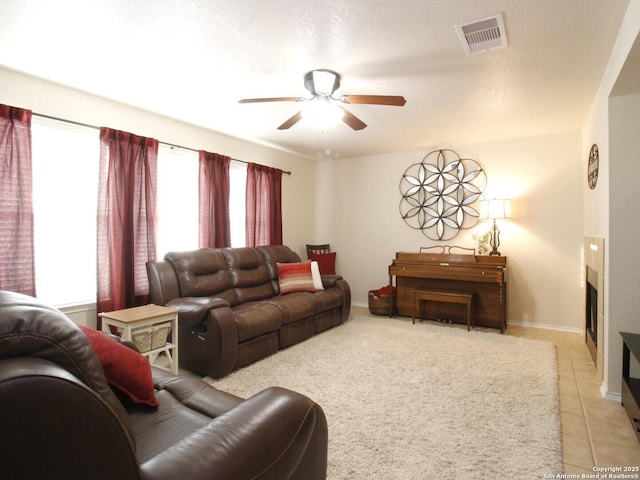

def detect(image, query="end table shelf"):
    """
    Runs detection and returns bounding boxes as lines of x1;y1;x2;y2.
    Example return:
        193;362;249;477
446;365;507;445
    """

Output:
100;304;179;375
621;332;640;441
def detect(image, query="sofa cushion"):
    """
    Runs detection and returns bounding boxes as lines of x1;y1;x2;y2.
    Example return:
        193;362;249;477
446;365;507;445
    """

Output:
223;247;276;304
127;387;213;462
312;287;344;313
257;245;303;288
266;293;318;325
79;325;158;407
277;261;316;294
308;252;336;275
232;302;283;342
165;248;233;298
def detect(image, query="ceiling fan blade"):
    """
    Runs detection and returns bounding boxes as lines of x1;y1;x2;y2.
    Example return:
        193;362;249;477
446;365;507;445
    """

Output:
277;111;303;130
238;97;305;104
340;107;367;131
340;95;407;106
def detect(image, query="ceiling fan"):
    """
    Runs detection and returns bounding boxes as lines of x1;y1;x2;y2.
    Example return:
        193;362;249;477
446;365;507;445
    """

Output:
238;69;406;131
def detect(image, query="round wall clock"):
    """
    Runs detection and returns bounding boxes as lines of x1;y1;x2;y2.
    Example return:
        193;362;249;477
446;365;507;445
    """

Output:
587;144;599;190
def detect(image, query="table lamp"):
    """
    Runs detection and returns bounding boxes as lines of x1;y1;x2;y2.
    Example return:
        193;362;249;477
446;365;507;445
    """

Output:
480;199;511;256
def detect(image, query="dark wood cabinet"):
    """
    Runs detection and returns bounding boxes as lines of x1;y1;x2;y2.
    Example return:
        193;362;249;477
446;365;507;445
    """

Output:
389;251;507;332
621;332;640;441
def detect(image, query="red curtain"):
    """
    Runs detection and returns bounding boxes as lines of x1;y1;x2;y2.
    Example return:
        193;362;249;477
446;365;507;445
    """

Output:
97;127;158;316
245;163;282;246
0;104;35;296
198;151;231;248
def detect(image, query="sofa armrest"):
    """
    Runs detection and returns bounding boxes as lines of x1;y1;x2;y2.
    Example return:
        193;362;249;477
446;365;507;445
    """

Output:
319;275;351;323
139;386;327;480
151;371;244;418
0;357;140;480
166;297;238;378
320;274;342;289
335;278;351;322
166;296;231;328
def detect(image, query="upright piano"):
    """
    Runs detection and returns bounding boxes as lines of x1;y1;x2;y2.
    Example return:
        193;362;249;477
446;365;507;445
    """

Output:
388;248;507;332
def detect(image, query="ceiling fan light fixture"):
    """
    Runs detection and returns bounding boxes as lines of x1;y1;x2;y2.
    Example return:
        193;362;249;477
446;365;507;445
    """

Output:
302;97;344;127
240;69;405;131
305;69;340;96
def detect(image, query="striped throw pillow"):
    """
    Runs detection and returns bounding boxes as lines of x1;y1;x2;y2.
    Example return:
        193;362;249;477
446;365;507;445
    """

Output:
277;261;316;294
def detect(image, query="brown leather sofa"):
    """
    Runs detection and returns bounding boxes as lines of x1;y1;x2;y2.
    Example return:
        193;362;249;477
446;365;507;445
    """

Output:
0;290;328;480
146;245;351;379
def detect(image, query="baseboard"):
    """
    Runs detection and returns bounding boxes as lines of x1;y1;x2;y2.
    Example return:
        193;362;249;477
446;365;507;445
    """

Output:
355;301;582;334
508;319;583;335
602;386;622;403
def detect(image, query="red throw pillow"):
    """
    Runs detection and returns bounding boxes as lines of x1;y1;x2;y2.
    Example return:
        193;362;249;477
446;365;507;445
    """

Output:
308;251;336;275
79;325;158;407
277;261;317;294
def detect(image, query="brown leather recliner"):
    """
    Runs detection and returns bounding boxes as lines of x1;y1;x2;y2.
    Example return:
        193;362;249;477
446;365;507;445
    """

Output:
0;290;328;480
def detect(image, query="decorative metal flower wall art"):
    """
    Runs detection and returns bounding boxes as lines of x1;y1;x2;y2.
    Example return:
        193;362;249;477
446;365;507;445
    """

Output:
399;149;487;240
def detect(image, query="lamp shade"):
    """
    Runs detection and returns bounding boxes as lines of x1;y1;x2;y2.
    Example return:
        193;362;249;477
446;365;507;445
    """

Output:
480;199;511;220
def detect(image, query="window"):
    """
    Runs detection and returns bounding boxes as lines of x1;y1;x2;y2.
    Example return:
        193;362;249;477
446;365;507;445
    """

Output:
229;161;247;247
156;144;199;255
156;146;247;253
32;118;99;306
30;119;246;306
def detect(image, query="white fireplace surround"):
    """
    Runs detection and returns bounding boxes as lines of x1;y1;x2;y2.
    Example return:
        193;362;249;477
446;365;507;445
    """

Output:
584;236;605;382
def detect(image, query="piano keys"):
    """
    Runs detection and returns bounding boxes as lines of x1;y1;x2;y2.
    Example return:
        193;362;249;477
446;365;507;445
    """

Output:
388;248;507;332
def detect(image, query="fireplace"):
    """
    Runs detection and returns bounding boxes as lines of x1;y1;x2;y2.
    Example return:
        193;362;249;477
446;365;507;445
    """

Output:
585;266;598;364
584;236;604;377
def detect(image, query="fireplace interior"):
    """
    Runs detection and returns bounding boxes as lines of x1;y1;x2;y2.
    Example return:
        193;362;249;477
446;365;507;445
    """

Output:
586;266;598;364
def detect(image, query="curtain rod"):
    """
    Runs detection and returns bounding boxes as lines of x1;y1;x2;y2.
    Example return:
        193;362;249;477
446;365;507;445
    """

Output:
33;112;292;175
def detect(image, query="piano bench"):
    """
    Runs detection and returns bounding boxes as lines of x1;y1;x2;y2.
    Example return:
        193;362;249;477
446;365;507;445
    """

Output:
411;288;475;331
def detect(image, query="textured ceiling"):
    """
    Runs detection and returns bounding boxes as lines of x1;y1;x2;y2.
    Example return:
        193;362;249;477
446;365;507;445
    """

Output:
0;0;631;159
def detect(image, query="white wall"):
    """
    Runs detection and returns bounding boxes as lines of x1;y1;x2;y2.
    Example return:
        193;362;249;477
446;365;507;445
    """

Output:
582;1;640;398
609;93;640;395
317;132;584;332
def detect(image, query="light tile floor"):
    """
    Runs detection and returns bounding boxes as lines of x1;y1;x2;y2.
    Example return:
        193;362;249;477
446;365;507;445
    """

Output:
507;325;640;473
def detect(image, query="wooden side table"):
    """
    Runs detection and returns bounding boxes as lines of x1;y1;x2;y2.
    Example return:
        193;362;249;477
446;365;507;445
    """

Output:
100;304;179;374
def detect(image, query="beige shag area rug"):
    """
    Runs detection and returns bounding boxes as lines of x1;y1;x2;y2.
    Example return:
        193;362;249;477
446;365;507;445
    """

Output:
207;313;562;479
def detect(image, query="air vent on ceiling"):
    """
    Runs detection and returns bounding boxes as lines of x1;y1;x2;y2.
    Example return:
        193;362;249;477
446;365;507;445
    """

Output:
455;13;507;55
